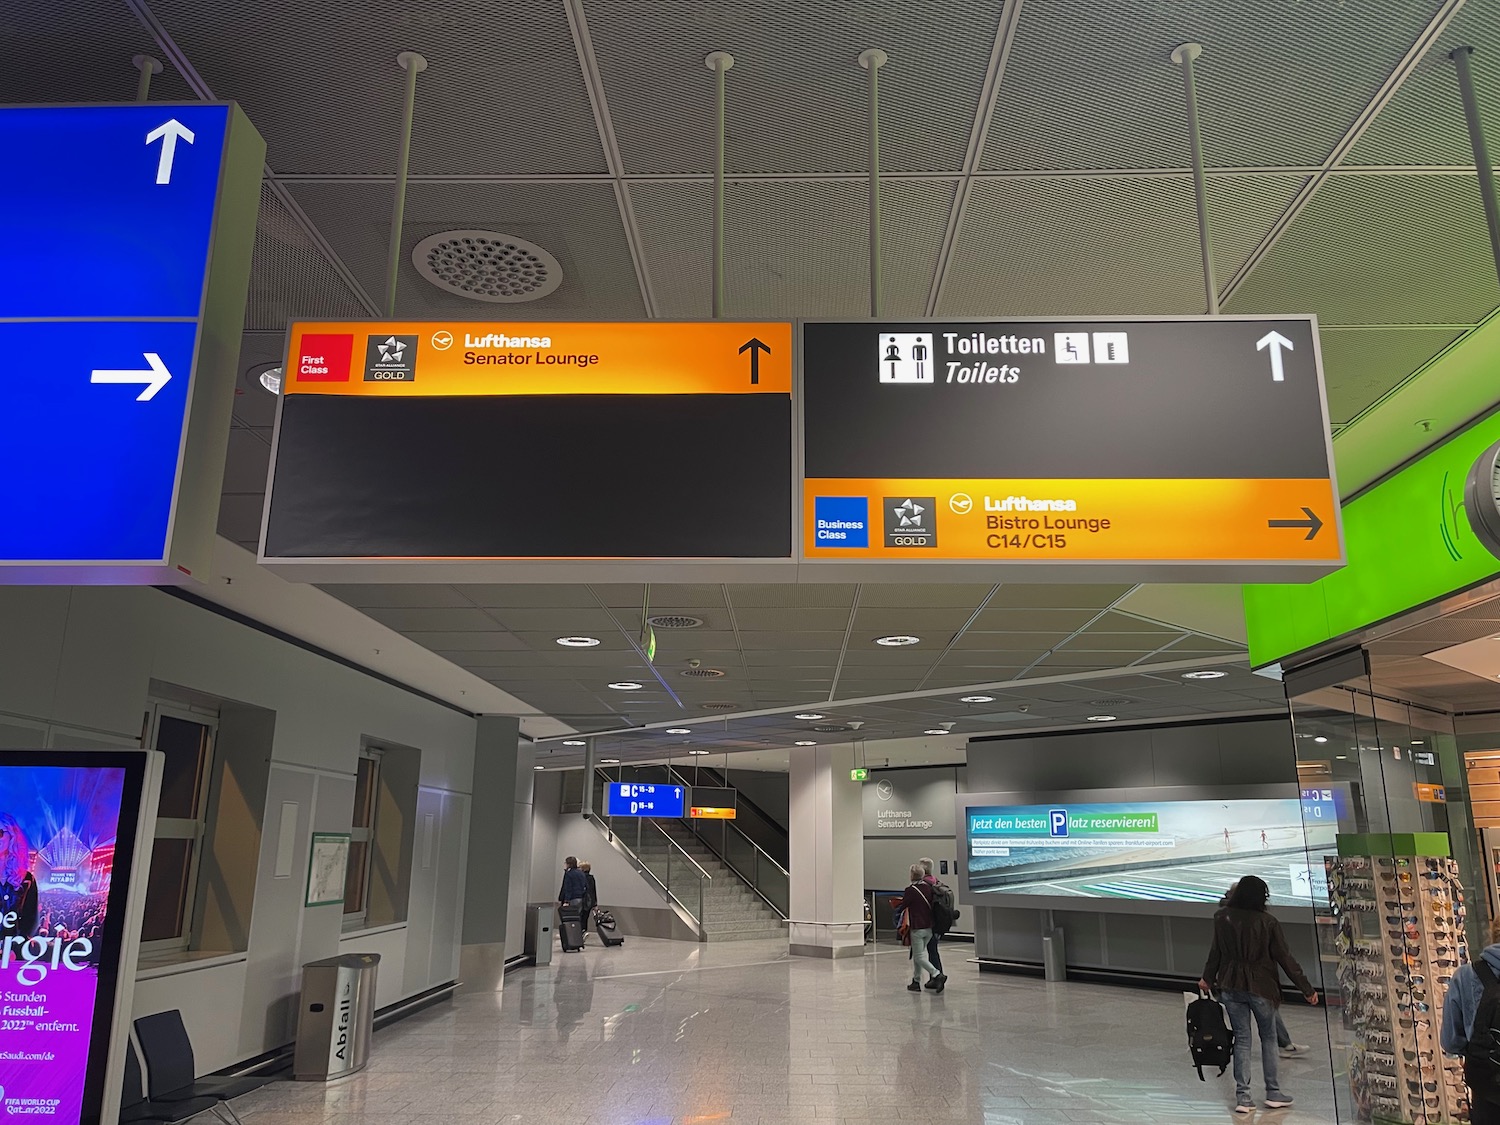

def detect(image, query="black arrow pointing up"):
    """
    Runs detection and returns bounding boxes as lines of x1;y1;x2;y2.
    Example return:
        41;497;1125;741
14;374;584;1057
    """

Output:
739;337;770;385
1267;507;1324;541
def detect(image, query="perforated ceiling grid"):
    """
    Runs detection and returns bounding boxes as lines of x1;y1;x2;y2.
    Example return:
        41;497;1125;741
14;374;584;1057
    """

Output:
584;0;1004;174
1318;327;1469;425
145;0;606;174
245;185;372;331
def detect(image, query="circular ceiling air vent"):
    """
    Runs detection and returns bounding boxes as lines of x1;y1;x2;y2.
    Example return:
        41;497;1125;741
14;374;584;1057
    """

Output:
648;614;703;630
812;723;852;733
411;230;563;303
680;667;725;678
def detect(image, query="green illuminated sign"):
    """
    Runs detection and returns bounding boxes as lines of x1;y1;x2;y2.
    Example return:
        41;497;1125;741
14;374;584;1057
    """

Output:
1245;408;1500;666
850;767;869;781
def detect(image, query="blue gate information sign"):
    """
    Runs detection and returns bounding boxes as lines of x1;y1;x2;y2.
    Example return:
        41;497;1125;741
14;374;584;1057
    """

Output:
0;104;263;579
605;783;687;818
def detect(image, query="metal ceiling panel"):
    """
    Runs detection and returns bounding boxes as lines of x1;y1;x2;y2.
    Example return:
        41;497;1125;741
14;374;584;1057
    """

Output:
245;184;371;331
216;495;264;549
1225;174;1500;325
981;0;1448;170
1346;6;1499;166
144;0;606;174
318;584;477;609
727;584;859;609
360;606;502;633
284;181;643;319
0;1;199;105
585;0;1002;174
987;584;1133;608
971;607;1101;630
942;175;1303;316
632;178;952;318
1318;328;1470;425
404;631;528;652
458;585;606;609
473;608;627;633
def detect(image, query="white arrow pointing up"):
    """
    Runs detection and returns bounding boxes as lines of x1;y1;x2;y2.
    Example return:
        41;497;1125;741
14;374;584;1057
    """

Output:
145;118;195;184
1256;330;1294;382
91;352;172;401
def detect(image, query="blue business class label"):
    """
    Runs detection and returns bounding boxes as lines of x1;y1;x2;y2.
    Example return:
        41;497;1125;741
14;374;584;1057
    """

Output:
813;496;869;547
0;104;229;319
0;321;200;562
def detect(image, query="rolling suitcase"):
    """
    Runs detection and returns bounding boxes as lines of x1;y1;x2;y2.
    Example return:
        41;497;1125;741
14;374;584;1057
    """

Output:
595;910;625;948
558;901;585;952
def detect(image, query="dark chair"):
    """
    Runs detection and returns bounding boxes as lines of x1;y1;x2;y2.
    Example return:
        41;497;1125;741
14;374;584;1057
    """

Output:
134;1010;276;1123
119;1041;222;1125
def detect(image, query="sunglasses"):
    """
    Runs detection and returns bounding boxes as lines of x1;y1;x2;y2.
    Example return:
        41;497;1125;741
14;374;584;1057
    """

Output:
1399;1018;1432;1030
1402;1049;1435;1063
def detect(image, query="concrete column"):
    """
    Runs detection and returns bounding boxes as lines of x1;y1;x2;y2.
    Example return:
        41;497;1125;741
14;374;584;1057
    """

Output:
458;716;531;989
788;743;865;958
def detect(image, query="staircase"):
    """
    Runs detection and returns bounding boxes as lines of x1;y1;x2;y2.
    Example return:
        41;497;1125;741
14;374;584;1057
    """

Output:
632;820;787;942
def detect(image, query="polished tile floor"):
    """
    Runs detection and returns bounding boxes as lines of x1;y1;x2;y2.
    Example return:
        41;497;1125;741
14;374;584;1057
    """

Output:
232;938;1341;1125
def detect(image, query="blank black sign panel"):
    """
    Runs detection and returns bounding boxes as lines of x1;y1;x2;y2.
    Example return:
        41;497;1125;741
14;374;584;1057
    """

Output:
263;393;793;559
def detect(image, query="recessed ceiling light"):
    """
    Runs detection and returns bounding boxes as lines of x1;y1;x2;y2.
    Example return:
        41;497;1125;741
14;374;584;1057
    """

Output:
874;635;921;647
1335;755;1347;760
688;749;710;756
255;365;283;394
794;740;816;746
556;636;600;647
1086;715;1116;722
1412;739;1425;745
665;727;692;735
794;713;826;721
608;682;643;691
924;728;948;736
960;695;994;704
533;765;546;771
562;739;586;747
599;757;620;764
1314;736;1328;744
1181;670;1228;680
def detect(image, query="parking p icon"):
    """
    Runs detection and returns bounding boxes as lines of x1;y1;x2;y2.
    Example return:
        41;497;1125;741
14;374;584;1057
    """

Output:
1049;809;1069;838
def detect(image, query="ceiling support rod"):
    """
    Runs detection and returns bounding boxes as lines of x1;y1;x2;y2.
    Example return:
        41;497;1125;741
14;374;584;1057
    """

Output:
859;49;888;318
1170;42;1219;314
1451;47;1500;286
706;52;734;318
132;54;162;102
384;51;428;318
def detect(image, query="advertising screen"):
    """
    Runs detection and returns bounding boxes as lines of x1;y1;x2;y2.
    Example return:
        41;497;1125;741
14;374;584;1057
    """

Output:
605;783;686;819
0;752;150;1125
963;793;1340;908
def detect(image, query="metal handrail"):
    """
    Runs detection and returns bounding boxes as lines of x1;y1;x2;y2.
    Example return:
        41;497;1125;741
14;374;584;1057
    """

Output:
641;816;713;881
587;813;707;940
662;764;789;876
590;770;711;938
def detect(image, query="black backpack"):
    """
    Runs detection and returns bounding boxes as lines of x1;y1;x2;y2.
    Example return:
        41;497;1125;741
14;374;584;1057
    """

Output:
1186;993;1234;1080
1466;961;1500;1104
931;881;960;936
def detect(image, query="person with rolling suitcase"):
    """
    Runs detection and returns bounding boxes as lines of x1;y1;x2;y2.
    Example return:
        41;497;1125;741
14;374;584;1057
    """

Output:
557;856;587;953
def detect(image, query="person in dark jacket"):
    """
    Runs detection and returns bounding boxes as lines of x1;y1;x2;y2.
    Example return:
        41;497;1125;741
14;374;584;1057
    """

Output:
579;861;598;928
558;856;587;911
901;863;942;994
1440;917;1500;1124
918;857;947;990
1199;875;1319;1113
1219;881;1307;1058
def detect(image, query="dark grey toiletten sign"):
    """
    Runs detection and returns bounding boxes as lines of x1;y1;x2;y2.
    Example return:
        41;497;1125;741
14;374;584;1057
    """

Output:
801;315;1343;581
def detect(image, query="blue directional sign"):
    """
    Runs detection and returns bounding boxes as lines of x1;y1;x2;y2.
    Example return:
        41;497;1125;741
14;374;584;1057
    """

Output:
0;104;264;579
605;783;687;818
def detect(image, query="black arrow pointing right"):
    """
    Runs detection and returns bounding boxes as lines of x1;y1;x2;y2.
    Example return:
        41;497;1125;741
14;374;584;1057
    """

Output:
739;337;770;385
1268;507;1324;541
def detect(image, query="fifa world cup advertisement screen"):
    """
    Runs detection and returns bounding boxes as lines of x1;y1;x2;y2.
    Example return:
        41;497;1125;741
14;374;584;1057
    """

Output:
0;753;148;1125
964;795;1340;907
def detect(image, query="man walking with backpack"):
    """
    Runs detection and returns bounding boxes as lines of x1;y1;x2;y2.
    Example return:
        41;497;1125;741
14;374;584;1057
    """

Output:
1441;917;1500;1123
919;857;954;991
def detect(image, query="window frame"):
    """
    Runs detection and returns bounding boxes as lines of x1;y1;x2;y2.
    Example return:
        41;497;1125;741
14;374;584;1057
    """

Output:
139;701;218;954
343;748;382;929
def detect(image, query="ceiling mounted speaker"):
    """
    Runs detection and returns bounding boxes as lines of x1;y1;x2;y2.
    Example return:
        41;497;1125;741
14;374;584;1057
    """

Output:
411;229;563;303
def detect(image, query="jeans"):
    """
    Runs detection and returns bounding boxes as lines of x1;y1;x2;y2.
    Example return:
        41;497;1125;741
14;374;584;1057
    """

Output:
910;928;936;982
1220;990;1283;1100
927;931;943;974
1274;1011;1291;1049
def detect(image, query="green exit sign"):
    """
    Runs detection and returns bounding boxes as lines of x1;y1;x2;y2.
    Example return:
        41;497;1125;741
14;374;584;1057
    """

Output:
850;768;869;781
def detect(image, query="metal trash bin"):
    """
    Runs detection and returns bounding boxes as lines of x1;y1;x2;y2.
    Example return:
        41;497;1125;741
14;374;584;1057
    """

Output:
525;902;555;966
1042;927;1066;982
293;953;381;1081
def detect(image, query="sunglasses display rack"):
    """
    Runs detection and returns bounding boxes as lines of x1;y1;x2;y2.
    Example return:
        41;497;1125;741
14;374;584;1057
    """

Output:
1330;851;1471;1124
